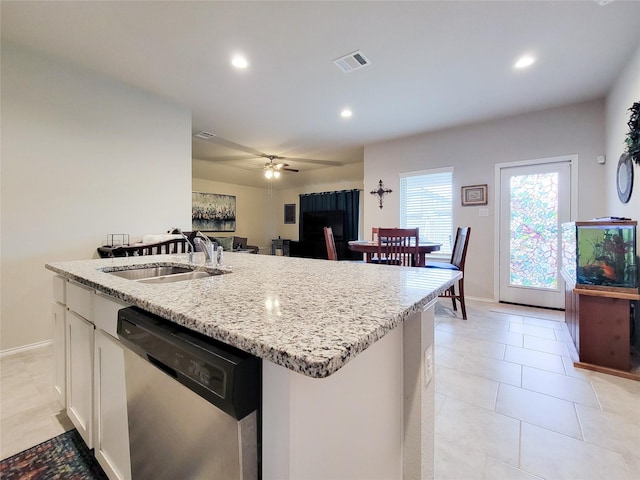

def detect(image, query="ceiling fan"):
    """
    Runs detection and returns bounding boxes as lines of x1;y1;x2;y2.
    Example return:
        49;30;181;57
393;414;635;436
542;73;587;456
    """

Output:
264;157;298;179
193;131;345;176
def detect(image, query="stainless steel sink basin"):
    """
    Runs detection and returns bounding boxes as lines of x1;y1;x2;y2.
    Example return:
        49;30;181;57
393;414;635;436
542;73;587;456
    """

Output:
104;265;222;283
138;270;214;284
107;266;193;280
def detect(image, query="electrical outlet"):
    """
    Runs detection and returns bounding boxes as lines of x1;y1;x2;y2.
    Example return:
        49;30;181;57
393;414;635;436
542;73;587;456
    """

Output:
424;345;434;387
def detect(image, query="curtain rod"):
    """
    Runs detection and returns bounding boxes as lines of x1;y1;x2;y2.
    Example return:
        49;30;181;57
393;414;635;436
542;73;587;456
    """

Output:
299;189;362;196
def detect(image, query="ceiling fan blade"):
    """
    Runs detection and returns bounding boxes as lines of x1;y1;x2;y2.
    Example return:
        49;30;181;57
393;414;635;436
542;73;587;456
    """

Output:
194;132;343;167
283;167;299;173
201;154;258;163
279;156;343;166
193;132;266;157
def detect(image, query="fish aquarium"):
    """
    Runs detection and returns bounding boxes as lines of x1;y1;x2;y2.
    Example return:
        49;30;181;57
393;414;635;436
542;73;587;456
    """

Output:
563;220;638;293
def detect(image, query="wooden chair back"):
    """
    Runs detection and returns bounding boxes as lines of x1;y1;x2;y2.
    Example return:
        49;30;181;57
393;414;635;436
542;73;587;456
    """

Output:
371;227;379;242
450;227;471;270
324;226;338;261
377;228;419;266
426;227;471;319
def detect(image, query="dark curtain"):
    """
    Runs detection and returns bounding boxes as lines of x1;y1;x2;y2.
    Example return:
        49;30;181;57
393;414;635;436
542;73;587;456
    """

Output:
299;189;360;241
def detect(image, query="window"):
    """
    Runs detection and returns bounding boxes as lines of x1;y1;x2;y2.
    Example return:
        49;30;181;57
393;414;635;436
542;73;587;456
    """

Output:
400;167;453;255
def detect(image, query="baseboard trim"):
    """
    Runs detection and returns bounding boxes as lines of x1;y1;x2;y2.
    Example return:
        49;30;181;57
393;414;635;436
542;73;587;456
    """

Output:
574;361;640;381
465;296;495;303
0;340;52;358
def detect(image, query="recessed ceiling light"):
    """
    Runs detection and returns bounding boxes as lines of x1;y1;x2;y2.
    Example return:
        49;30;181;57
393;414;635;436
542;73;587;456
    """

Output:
341;109;353;118
514;55;536;69
231;55;248;69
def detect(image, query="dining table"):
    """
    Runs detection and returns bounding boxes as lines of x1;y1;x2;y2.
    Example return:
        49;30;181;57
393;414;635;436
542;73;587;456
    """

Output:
348;240;441;267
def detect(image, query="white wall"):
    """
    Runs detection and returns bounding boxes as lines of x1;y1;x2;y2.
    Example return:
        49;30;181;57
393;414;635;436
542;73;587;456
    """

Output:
605;42;640;216
1;44;192;351
364;100;607;300
192;175;279;253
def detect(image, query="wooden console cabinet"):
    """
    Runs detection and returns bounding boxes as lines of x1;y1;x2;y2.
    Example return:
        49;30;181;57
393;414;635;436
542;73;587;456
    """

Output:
564;275;639;378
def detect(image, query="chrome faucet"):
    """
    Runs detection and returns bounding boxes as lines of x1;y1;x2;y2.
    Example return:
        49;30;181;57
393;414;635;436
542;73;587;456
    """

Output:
172;228;195;263
193;231;216;265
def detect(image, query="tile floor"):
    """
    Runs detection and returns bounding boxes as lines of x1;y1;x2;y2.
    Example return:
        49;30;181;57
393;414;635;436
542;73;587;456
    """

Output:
1;299;639;479
434;299;640;480
0;344;72;460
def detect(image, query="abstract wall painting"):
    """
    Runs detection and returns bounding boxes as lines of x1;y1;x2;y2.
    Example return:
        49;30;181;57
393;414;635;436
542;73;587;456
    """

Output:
192;192;236;232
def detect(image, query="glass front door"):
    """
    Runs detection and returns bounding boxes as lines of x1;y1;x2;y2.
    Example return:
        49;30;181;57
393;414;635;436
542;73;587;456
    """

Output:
499;161;571;309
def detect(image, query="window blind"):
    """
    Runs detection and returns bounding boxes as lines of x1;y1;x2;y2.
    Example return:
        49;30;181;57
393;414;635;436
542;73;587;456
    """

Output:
400;168;453;255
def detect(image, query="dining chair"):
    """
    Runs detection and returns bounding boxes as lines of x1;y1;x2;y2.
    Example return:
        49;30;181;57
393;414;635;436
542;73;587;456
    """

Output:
371;227;379;241
376;228;419;266
425;227;471;320
324;226;338;261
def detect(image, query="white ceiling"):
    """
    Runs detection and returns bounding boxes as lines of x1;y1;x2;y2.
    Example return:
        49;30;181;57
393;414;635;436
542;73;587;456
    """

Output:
3;1;640;189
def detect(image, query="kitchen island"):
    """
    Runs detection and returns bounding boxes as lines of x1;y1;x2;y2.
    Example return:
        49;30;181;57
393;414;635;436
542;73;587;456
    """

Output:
47;252;460;479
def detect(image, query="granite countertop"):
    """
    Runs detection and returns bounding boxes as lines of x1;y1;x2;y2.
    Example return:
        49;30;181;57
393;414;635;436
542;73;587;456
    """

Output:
46;252;460;378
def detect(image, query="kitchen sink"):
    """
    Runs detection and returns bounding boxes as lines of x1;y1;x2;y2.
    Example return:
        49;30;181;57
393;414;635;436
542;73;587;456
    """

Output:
104;265;222;283
138;270;215;284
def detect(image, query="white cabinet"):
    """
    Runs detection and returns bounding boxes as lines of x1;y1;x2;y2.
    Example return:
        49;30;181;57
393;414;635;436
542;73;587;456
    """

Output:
52;275;67;408
94;329;131;480
93;292;131;480
67;280;93;320
93;292;128;339
52;301;66;407
66;309;94;448
53;278;132;479
66;280;95;448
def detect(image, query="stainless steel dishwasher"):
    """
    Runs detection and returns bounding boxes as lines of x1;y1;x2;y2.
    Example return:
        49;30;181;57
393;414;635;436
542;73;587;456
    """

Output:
117;307;261;480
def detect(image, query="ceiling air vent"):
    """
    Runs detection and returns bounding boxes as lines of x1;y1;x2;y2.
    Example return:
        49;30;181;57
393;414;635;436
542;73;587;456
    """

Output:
333;50;370;73
193;131;216;140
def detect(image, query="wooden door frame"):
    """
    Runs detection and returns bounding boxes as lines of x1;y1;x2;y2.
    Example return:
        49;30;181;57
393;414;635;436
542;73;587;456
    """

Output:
493;154;579;303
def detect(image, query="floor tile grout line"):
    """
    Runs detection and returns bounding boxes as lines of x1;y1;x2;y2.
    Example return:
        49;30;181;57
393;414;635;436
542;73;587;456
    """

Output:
573;401;587;442
517;419;523;475
589;379;605;412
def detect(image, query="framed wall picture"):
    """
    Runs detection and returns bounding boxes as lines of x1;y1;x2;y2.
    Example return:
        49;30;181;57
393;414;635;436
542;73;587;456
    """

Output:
284;203;296;224
461;184;488;206
192;192;236;231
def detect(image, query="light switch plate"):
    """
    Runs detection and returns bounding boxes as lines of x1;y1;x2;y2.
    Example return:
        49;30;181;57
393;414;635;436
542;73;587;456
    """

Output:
479;208;489;217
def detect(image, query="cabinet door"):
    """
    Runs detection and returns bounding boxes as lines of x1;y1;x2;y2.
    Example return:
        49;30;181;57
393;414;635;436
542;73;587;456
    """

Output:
66;310;94;448
52;301;66;408
94;330;131;480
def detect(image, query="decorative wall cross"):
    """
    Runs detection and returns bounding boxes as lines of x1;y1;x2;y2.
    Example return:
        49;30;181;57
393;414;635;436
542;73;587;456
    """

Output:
370;179;392;209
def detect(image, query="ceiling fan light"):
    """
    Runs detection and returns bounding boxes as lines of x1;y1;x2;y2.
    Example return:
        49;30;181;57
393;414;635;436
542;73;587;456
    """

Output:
514;54;536;69
231;55;248;69
273;170;281;178
265;169;273;179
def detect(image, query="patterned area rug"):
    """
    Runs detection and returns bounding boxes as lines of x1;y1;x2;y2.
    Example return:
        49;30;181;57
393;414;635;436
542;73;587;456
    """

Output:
0;429;108;480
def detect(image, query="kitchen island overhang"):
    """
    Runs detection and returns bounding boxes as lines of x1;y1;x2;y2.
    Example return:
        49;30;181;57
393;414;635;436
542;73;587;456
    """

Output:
46;252;460;379
46;252;460;479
